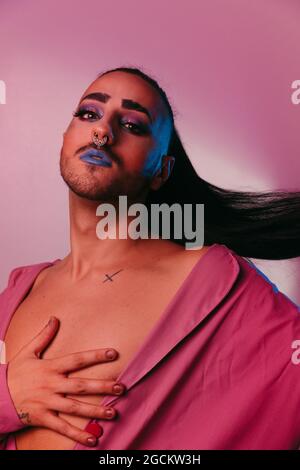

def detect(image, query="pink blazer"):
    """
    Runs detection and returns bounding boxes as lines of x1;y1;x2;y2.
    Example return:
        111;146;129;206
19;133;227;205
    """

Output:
1;243;300;450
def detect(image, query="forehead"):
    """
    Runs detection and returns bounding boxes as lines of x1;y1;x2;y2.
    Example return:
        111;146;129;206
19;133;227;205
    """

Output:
79;71;168;125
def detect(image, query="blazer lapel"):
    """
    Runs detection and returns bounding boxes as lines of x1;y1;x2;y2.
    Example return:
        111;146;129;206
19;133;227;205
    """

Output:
101;244;240;406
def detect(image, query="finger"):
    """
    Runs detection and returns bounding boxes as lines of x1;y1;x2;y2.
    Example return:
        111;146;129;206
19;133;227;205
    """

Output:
52;397;117;420
56;378;126;396
24;316;60;358
44;413;102;447
52;348;118;374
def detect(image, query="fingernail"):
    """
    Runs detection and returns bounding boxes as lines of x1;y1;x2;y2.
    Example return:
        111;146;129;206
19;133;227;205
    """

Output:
105;407;115;418
106;349;117;360
113;383;125;394
87;436;97;446
49;316;57;326
86;422;103;438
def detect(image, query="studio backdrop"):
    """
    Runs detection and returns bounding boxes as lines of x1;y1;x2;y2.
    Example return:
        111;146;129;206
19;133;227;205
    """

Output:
0;0;299;303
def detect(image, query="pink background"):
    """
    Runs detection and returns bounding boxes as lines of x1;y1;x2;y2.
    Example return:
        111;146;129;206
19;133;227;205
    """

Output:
0;0;299;303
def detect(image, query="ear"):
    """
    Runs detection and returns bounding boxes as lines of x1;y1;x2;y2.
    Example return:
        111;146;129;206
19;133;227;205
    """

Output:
149;155;175;191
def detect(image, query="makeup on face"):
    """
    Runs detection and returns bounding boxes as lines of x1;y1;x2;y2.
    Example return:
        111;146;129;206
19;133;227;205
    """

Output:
78;91;153;123
73;102;151;136
79;149;112;167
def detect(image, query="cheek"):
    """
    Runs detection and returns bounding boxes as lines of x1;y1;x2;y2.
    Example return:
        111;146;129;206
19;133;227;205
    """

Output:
123;135;159;177
63;120;89;147
120;138;154;172
140;146;161;177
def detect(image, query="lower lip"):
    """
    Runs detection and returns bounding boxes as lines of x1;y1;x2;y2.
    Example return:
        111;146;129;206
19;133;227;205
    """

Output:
79;155;112;167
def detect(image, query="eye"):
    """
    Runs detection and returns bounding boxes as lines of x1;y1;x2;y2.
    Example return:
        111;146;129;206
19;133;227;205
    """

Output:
122;121;144;134
72;108;99;121
73;106;148;135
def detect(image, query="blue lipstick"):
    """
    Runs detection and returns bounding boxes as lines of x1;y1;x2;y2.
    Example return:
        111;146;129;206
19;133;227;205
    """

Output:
79;149;112;167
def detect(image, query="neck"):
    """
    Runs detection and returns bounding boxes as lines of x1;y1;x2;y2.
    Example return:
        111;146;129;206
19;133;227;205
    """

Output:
62;190;147;281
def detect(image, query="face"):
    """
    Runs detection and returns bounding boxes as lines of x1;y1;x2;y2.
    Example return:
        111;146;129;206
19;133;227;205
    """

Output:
59;71;174;202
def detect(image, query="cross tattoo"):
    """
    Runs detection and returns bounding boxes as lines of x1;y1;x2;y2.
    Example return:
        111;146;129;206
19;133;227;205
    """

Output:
102;269;123;283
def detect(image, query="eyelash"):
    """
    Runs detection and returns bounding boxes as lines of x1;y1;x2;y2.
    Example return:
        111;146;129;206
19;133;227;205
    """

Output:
72;108;146;135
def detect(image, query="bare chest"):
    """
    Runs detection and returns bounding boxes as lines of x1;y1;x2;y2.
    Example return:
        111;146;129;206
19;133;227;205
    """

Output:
5;266;182;379
3;249;204;449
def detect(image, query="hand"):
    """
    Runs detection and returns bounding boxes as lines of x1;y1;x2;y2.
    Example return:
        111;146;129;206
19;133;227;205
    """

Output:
7;316;126;447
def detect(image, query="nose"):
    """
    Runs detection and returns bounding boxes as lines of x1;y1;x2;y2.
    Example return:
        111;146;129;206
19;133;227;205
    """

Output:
92;130;109;149
92;121;114;148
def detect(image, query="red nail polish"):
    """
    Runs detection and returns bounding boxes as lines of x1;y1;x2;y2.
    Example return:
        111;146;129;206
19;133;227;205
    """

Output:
86;422;103;438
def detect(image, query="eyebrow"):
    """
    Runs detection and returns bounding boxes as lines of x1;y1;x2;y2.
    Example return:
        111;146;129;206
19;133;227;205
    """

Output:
79;92;153;124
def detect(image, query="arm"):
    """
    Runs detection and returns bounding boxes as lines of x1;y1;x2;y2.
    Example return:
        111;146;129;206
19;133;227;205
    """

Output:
0;363;27;447
0;267;29;442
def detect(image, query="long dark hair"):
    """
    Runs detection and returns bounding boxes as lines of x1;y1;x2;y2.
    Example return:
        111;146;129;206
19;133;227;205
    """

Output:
97;66;300;260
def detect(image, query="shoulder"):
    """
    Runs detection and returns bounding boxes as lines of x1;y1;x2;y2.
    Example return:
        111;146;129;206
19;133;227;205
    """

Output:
6;264;35;288
2;260;55;291
187;243;300;318
221;245;300;320
157;242;213;277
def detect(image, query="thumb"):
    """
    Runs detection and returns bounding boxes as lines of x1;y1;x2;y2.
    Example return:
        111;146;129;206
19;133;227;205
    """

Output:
26;316;60;358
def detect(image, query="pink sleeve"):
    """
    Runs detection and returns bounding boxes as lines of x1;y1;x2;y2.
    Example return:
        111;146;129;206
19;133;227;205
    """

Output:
0;363;26;435
0;266;29;448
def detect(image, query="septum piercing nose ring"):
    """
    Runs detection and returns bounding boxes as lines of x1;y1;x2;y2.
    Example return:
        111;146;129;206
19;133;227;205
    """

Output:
93;131;108;148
